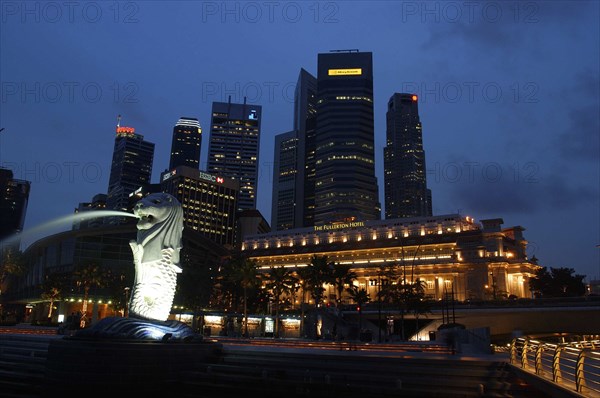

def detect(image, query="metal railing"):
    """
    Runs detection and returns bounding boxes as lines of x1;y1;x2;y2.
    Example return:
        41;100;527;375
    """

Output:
510;337;600;396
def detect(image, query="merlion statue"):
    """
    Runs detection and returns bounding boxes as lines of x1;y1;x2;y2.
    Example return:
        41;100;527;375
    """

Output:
74;192;196;341
129;192;183;321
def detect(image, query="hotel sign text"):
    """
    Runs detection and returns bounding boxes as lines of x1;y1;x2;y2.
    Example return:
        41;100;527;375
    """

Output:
313;221;365;231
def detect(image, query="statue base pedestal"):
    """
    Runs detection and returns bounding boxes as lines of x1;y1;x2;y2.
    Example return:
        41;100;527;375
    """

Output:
43;336;222;396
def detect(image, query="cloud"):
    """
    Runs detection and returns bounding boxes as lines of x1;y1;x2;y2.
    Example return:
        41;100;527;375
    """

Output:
553;69;600;161
420;1;596;58
444;167;597;215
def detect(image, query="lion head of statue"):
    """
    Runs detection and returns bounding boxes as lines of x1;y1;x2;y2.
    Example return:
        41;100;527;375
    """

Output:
132;192;183;264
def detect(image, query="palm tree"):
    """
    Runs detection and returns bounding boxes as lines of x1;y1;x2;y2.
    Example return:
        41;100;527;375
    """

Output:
347;285;370;331
295;266;312;338
408;279;430;339
375;263;398;341
176;257;215;332
265;266;296;337
306;254;335;307
387;271;412;341
299;255;335;339
331;263;357;307
228;255;261;337
73;263;110;328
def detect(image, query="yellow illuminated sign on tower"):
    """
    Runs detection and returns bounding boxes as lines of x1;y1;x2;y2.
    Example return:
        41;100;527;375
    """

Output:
328;68;362;76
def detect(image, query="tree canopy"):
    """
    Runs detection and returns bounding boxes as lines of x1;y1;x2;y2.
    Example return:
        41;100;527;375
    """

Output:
529;266;586;298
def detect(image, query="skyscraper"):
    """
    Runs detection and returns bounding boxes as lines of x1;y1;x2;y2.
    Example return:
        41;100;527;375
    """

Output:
271;130;298;231
169;117;202;170
384;93;432;218
0;167;31;243
314;50;381;224
271;68;317;231
294;68;318;228
161;166;238;246
106;121;155;211
207;98;261;211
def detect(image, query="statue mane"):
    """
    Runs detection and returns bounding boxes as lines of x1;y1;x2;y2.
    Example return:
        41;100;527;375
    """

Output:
136;194;183;265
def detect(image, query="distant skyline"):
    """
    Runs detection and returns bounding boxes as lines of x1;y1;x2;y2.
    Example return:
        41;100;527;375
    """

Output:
1;1;598;280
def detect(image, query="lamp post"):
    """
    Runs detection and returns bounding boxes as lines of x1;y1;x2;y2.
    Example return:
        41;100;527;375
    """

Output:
490;271;497;300
124;287;130;317
377;275;382;343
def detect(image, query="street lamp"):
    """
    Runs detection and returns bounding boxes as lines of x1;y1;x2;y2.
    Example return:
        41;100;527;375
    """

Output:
377;275;382;343
124;287;130;317
489;271;497;300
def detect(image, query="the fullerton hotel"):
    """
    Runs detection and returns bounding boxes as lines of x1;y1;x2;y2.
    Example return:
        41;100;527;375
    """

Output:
240;214;540;303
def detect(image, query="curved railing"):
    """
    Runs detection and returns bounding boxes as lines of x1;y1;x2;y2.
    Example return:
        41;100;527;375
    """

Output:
510;337;600;396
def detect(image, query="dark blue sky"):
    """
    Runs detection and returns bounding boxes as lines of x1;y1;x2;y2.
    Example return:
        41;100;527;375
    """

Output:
1;1;599;280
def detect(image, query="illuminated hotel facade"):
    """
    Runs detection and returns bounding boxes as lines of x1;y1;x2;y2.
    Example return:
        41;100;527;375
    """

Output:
161;166;238;246
241;214;539;302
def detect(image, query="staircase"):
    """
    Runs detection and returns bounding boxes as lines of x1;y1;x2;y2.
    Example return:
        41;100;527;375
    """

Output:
0;333;549;398
0;334;59;397
178;343;547;397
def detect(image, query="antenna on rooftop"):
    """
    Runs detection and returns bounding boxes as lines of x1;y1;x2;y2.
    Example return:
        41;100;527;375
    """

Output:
329;49;360;53
116;114;122;128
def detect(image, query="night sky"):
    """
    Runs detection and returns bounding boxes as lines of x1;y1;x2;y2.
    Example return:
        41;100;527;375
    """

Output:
1;1;599;280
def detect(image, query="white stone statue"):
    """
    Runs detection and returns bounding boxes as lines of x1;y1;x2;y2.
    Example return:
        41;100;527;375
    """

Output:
128;192;184;322
74;192;196;340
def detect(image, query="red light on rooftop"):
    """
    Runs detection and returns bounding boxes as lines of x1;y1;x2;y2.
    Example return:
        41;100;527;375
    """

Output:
116;126;135;134
411;95;418;101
